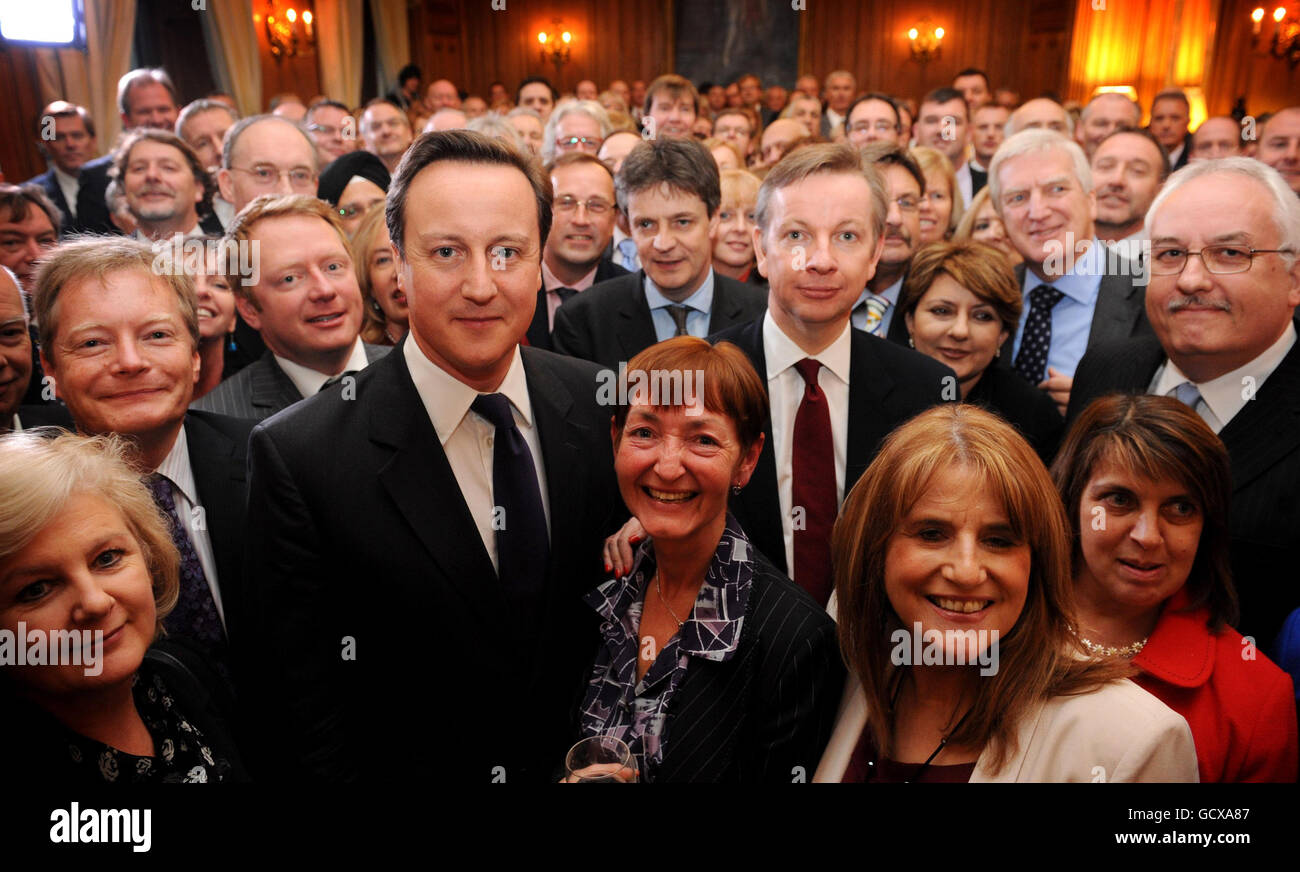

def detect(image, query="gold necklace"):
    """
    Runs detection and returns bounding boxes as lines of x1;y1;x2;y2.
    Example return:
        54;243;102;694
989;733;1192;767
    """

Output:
1077;634;1148;657
655;572;686;628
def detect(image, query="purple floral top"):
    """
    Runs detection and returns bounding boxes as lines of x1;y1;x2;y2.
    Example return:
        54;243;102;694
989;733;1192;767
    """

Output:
578;515;753;782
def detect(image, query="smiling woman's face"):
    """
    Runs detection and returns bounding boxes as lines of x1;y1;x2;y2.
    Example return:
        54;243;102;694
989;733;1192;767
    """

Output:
0;493;156;700
613;402;759;546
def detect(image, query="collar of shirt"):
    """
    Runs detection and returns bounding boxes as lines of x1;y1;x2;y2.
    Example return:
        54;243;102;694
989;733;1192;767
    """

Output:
53;166;80;215
404;338;533;445
1167;141;1185;167
584;514;753;662
1152;321;1296;429
1023;236;1105;305
275;338;369;399
855;273;903;311
968;158;988;173
644;268;715;316
541;258;598;292
153;425;198;505
825;108;845;128
763;309;852;385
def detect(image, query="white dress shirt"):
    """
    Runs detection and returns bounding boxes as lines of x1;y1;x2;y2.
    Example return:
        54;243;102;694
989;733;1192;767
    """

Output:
274;339;370;399
53;166;79;219
763;311;851;581
212;196;235;230
154;426;225;628
955;159;975;209
403;339;551;572
1150;322;1296;434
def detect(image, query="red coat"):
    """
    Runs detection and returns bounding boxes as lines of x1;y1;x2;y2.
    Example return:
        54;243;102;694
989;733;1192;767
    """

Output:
1134;591;1298;783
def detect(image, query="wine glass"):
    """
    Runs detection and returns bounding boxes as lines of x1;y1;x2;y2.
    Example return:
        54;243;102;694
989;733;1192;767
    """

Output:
564;735;639;783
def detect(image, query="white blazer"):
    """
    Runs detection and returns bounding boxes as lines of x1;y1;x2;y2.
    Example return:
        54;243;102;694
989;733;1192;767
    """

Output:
814;675;1199;783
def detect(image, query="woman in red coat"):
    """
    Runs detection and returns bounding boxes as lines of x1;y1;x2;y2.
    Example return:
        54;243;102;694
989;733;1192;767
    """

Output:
1053;394;1297;782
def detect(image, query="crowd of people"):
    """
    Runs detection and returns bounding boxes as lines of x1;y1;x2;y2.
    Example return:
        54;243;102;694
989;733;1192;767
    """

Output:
1;60;1299;783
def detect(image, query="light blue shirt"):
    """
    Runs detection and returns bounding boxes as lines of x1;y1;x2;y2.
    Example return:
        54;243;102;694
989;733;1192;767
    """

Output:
645;269;715;342
1011;239;1105;378
851;275;903;335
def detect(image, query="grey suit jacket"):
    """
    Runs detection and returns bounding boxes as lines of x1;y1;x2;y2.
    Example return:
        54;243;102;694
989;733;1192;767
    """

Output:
191;343;391;421
1000;252;1152;370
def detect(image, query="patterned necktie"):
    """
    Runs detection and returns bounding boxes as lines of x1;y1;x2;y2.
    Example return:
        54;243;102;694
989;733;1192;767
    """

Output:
145;474;226;649
1013;284;1064;385
471;393;549;605
1170;381;1203;412
857;295;890;336
791;359;836;607
617;238;639;272
666;305;691;337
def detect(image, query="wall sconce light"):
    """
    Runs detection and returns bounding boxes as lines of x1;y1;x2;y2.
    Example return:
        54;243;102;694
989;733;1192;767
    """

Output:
263;0;315;59
1250;5;1300;67
908;19;944;64
537;19;573;75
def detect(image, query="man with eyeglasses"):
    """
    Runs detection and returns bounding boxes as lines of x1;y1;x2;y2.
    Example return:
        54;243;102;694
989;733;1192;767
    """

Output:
304;99;358;167
713;108;756;165
360;99;414;174
989;129;1151;415
541;101;610;164
525;153;628;349
851;144;923;345
846;94;902;150
218;115;320;212
1069;157;1300;650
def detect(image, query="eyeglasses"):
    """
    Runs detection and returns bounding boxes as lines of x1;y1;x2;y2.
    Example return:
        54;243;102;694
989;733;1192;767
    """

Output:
556;136;603;152
554;196;612;215
1149;245;1293;276
230;165;317;189
850;121;898;134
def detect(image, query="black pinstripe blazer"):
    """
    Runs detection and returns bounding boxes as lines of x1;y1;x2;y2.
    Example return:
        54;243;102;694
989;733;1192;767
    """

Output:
646;547;845;783
1068;326;1300;648
190;344;390;421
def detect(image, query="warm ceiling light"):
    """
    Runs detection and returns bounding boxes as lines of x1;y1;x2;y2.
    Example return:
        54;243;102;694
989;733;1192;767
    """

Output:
1252;7;1266;21
286;8;296;22
1275;6;1287;22
538;31;547;43
934;27;945;39
562;31;571;43
302;10;311;25
908;27;919;39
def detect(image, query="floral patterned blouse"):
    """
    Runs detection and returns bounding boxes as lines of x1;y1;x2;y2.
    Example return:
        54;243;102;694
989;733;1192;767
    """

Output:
578;515;753;782
58;664;234;783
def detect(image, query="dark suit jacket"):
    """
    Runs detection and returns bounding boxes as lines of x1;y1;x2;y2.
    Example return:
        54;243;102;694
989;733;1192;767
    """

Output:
1001;254;1152;369
191;343;390;421
552;270;767;369
649;546;845;782
1068;330;1300;648
242;340;623;781
12;403;74;431
26;168;77;235
710;318;957;575
184;410;253;652
525;257;629;350
70;155;117;236
965;361;1065;464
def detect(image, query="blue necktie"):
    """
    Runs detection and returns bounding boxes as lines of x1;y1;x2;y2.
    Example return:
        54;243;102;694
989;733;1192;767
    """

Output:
617;238;639;271
1170;381;1203;411
1014;284;1064;385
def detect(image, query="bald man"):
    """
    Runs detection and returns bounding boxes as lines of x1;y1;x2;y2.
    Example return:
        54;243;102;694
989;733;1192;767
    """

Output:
1076;93;1141;157
1189;116;1242;161
1257;107;1300;195
1006;98;1072;138
758;119;810;167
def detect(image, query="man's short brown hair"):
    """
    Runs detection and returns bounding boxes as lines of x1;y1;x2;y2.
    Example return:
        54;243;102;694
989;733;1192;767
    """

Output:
386;130;553;259
545;151;614;181
754;143;887;244
644;75;700;116
33;236;199;363
224;194;352;305
0;183;62;234
616;137;721;218
111;129;217;217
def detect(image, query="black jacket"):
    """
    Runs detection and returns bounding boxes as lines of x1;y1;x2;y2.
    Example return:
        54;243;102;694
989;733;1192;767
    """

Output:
525;257;628;350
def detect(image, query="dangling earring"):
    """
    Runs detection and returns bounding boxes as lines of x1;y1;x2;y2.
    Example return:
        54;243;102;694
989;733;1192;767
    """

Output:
226;330;237;352
731;484;742;495
907;336;914;348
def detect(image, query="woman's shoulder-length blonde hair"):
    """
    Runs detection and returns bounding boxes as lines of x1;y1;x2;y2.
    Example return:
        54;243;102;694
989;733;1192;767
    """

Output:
351;207;395;345
832;404;1129;773
0;431;179;639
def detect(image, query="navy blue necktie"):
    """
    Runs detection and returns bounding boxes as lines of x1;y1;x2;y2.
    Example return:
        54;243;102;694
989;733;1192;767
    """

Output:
1013;284;1064;385
146;474;226;650
471;393;549;604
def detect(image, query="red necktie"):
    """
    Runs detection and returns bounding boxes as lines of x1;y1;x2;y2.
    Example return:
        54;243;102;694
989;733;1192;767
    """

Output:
791;358;836;606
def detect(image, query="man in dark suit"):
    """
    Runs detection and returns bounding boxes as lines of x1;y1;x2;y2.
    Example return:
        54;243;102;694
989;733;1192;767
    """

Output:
1;265;72;432
75;68;184;237
712;144;955;606
989;128;1152;415
192;195;389;421
32;236;251;672
526;152;627;350
553;137;766;369
1068;158;1300;649
25;102;98;236
243;130;623;781
1149;89;1193;172
852;143;924;346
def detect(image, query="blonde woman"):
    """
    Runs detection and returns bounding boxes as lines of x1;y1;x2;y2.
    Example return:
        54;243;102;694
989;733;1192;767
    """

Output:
710;169;763;285
910;145;965;245
954;186;1022;266
351;208;407;346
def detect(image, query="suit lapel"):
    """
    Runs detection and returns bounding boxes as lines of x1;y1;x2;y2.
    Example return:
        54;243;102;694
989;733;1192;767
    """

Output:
1218;339;1300;493
368;345;502;620
616;272;660;361
250;352;303;413
845;332;893;490
183;414;246;613
525;286;552;349
707;276;741;334
1087;261;1144;351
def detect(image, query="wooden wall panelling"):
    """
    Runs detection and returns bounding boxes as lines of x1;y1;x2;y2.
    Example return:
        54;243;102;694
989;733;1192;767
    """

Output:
0;44;51;183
